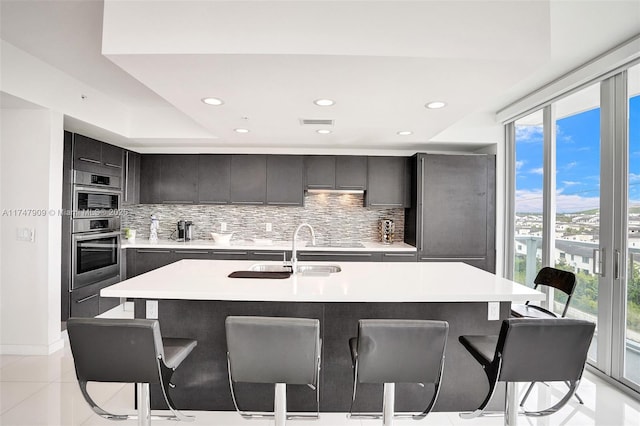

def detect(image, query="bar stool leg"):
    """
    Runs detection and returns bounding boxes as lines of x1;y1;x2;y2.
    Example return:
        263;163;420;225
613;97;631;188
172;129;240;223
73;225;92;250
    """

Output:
274;383;286;426
505;382;518;426
382;382;395;426
136;383;151;426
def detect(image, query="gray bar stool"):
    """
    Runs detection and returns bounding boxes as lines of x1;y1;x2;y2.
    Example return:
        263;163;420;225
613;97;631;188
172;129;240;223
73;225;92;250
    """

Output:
459;318;595;426
225;316;321;426
67;318;197;426
348;319;449;426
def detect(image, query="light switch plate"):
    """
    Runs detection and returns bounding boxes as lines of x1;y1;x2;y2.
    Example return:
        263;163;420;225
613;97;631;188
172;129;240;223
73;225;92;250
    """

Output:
146;300;158;319
487;302;500;321
16;227;35;242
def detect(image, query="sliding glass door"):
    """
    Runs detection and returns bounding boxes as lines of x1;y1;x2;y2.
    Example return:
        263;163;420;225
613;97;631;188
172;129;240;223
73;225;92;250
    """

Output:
509;62;640;393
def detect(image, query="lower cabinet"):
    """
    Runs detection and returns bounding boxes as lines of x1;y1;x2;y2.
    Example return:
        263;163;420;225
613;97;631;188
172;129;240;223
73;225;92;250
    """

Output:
382;252;418;262
69;278;121;318
125;248;418;277
297;251;383;262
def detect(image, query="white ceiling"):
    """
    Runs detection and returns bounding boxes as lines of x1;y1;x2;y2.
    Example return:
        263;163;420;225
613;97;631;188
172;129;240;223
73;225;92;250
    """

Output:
1;0;639;153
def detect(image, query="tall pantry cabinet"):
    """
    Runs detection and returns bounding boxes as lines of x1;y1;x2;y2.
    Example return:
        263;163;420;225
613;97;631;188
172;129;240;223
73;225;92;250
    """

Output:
405;153;496;273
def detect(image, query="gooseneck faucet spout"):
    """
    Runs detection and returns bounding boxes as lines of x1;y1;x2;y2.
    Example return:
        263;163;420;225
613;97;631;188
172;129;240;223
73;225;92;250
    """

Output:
291;223;316;274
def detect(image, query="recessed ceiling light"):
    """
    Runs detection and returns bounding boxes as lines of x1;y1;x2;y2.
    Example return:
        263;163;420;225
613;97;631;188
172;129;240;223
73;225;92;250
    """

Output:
425;101;446;109
234;128;250;133
202;97;224;106
314;99;335;107
397;131;413;136
316;129;332;134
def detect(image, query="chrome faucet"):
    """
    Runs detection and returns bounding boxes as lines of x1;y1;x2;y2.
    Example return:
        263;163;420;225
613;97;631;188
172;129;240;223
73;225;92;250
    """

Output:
291;223;316;274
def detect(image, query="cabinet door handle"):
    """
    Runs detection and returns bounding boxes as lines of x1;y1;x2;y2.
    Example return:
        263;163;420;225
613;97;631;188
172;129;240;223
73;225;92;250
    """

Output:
75;293;99;304
420;257;485;261
370;203;404;206
336;185;365;189
104;163;122;168
78;157;101;164
266;202;300;205
253;251;283;255
200;201;229;205
213;251;248;255
232;201;264;205
307;184;333;189
137;249;171;253
163;200;194;204
384;253;416;257
302;252;372;257
176;250;209;255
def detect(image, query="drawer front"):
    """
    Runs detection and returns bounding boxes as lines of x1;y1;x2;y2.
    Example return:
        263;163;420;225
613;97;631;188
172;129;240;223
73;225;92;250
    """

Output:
382;252;417;262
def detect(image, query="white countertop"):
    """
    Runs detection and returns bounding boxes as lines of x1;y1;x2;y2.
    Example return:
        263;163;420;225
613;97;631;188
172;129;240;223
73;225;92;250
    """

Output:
121;239;417;252
102;259;544;303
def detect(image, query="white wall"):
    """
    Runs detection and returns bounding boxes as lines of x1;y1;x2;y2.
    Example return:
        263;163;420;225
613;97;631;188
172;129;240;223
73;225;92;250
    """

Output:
0;108;64;354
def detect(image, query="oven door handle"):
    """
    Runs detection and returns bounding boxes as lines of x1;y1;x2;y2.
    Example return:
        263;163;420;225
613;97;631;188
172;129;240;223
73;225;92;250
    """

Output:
73;186;122;195
73;231;122;241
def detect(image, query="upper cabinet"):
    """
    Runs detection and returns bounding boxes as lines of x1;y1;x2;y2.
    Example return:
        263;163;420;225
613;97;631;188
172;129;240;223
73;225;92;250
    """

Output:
305;156;335;189
230;155;267;205
72;134;123;176
365;156;410;208
198;155;231;204
335;156;367;190
122;150;141;206
139;155;198;204
266;155;304;206
305;155;367;190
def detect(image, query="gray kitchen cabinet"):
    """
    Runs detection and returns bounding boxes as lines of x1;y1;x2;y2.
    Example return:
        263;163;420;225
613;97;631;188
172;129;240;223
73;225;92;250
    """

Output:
122;150;141;206
230;155;267;204
297;251;383;262
365;156;409;208
305;155;368;190
101;142;124;170
70;283;101;318
249;250;290;261
381;252;417;262
335;156;367;190
210;250;251;260
140;155;198;204
132;249;176;276
266;155;304;206
198;155;231;204
161;155;199;203
405;153;496;273
140;155;163;204
174;249;211;260
73;133;123;176
305;156;335;189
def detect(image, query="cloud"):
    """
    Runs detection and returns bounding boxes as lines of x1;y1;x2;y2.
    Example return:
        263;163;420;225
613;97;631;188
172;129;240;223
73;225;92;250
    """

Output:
562;181;579;186
515;160;525;171
630;173;640;183
530;167;544;175
515;189;600;213
515;125;543;143
564;161;578;170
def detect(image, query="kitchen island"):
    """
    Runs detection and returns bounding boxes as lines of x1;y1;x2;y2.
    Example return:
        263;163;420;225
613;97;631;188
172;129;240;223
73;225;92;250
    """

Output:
102;259;543;413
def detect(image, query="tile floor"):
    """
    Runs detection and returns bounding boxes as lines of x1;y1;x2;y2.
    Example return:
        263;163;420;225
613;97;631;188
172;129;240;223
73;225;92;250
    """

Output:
1;305;639;425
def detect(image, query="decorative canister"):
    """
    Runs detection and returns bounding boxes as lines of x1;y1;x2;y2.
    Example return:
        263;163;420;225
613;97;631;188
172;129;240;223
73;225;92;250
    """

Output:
380;219;395;244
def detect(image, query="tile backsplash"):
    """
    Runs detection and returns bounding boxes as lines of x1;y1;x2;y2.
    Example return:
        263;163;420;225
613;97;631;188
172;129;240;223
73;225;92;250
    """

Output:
120;192;404;243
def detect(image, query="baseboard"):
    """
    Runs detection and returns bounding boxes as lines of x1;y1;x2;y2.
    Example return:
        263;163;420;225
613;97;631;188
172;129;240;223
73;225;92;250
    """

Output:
0;336;65;355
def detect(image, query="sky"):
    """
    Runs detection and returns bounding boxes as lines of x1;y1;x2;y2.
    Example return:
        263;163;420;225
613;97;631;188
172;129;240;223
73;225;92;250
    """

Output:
515;94;640;214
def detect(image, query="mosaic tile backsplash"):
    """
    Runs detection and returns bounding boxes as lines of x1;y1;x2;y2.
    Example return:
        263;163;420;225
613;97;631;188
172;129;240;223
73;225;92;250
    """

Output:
120;192;405;244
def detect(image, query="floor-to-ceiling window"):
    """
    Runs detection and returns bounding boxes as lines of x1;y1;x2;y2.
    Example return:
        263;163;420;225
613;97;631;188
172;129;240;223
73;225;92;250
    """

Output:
508;61;640;394
625;63;640;388
513;110;544;286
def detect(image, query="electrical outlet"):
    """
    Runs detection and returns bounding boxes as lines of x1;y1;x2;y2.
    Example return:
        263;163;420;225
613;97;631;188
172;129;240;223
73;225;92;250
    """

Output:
146;300;159;319
220;222;227;232
266;223;272;232
16;227;35;242
487;302;500;321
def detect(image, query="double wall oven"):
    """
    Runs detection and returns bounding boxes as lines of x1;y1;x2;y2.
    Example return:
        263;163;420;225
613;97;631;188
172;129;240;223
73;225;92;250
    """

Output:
65;169;123;319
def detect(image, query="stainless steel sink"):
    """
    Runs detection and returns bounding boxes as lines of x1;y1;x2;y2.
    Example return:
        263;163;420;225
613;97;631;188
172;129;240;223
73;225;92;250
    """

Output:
249;263;341;274
249;264;292;273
